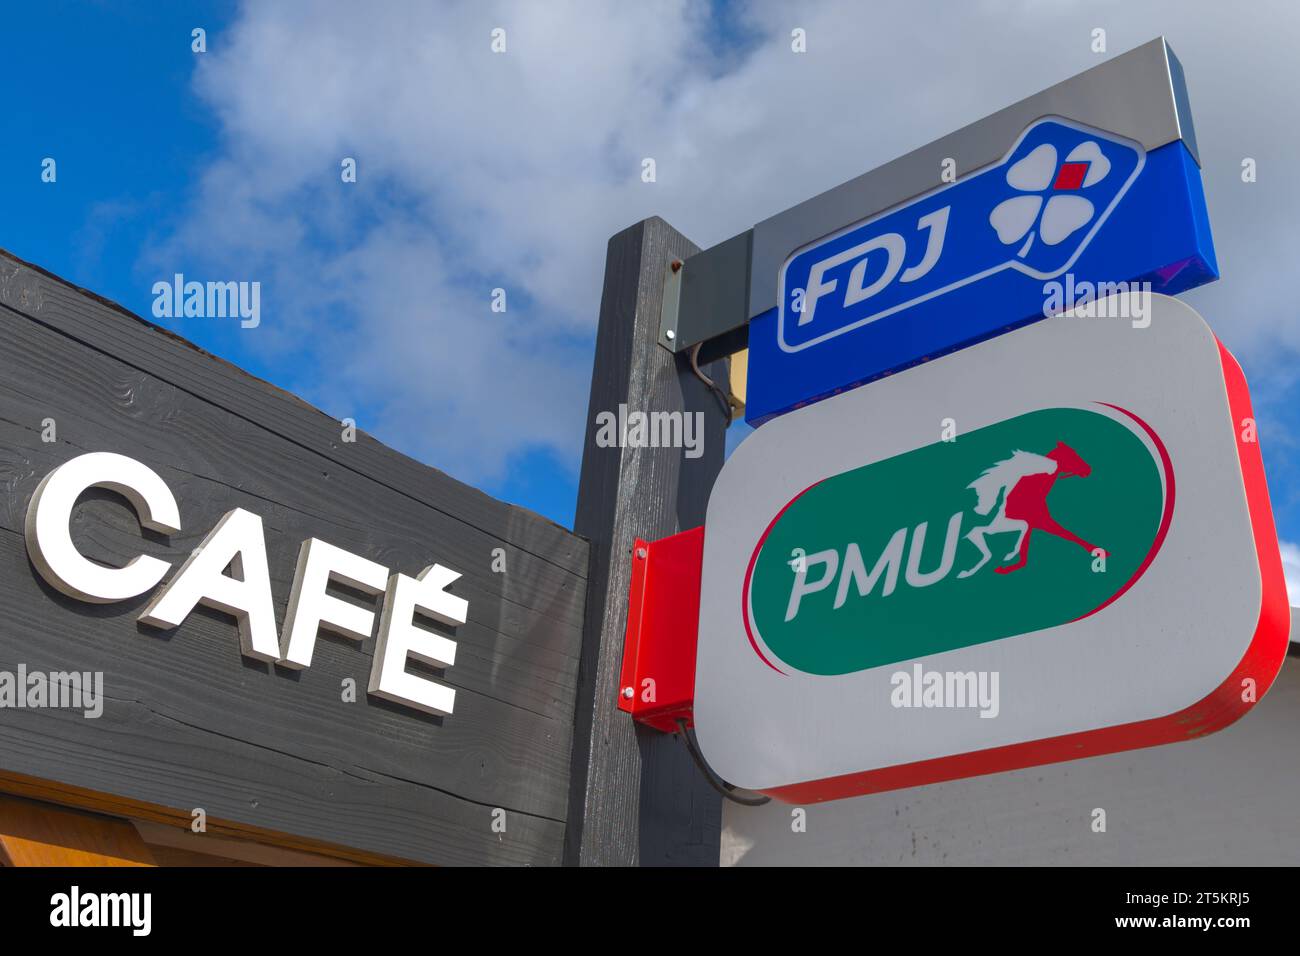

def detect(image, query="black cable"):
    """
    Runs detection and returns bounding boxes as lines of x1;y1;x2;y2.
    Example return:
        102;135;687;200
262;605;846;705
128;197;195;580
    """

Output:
675;718;771;806
689;342;737;426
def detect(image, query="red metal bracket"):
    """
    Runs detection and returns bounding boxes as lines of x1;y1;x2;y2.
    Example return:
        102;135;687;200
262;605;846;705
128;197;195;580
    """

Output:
617;526;703;733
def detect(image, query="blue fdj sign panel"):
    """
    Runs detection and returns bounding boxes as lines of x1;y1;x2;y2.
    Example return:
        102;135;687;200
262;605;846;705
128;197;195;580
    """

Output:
746;117;1218;424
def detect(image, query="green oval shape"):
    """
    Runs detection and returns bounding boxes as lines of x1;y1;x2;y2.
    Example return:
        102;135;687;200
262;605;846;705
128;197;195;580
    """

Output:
744;406;1171;675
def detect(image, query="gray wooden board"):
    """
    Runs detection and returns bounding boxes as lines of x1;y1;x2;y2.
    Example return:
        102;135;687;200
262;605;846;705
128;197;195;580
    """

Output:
566;218;726;866
0;252;589;865
0;254;587;577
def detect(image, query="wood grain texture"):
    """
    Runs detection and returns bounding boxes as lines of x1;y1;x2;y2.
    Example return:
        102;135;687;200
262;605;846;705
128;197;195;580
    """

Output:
0;767;411;865
566;218;727;866
0;253;586;577
0;795;155;866
133;820;356;866
0;250;588;866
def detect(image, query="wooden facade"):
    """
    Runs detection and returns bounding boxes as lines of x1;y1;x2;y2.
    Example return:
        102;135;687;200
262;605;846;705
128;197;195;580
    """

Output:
0;249;589;865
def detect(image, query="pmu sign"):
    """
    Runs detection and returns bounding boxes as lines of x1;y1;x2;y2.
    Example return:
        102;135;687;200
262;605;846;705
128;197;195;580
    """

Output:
743;42;1218;424
752;404;1165;676
695;296;1289;802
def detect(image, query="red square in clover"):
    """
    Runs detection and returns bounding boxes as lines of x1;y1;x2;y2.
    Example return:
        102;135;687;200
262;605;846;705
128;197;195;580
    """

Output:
1053;162;1089;190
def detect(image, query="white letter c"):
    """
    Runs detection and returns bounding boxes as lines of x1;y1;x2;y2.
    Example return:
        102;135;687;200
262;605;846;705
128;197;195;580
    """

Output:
25;452;180;602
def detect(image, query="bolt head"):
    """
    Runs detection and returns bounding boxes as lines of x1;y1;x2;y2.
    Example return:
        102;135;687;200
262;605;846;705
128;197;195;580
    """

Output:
665;329;676;340
635;547;647;559
622;687;635;699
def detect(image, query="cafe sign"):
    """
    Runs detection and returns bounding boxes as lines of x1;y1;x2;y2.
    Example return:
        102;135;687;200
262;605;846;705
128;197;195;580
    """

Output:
25;451;462;717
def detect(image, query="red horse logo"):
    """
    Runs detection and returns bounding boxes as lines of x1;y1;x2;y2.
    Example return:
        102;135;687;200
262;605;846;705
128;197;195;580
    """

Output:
957;441;1106;578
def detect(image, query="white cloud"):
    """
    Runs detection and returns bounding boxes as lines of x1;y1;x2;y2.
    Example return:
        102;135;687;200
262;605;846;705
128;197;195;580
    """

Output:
150;0;1300;491
1280;539;1300;608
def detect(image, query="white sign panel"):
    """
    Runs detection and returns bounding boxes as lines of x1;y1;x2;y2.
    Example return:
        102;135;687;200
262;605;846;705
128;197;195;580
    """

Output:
695;294;1289;802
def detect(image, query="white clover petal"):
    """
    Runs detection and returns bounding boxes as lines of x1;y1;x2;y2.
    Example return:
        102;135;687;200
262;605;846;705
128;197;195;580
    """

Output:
1005;143;1057;191
1065;141;1110;187
988;195;1042;244
1039;195;1094;245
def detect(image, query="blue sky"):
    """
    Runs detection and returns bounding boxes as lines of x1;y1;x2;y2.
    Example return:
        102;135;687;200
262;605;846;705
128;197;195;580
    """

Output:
4;1;1300;600
1;1;582;522
3;6;216;304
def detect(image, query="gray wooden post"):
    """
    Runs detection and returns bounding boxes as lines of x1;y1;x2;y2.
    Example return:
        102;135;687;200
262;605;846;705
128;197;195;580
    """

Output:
565;217;730;866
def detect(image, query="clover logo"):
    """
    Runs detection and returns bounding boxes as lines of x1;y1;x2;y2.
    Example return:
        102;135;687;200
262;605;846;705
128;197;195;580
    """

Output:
989;141;1111;257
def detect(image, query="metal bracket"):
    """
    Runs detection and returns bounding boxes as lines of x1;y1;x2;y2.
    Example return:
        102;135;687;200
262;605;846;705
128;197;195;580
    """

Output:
617;527;704;733
659;230;752;358
657;260;683;352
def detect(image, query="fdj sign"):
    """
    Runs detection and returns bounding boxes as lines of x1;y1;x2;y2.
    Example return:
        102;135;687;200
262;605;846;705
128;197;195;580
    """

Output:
749;406;1170;676
747;117;1217;423
696;297;1289;802
781;119;1142;352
